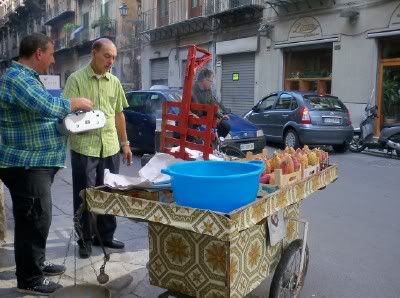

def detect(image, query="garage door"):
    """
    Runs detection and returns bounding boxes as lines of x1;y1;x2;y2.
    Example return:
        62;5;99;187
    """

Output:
221;53;255;116
151;58;169;86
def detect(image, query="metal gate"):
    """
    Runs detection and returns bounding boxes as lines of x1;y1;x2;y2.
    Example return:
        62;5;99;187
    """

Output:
221;52;255;116
151;58;169;86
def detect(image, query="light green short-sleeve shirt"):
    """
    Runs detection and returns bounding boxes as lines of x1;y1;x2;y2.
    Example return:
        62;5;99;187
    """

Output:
63;64;128;158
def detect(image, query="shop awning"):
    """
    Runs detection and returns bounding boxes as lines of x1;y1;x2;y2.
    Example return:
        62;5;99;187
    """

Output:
70;26;84;40
367;29;400;38
274;37;339;49
265;0;335;15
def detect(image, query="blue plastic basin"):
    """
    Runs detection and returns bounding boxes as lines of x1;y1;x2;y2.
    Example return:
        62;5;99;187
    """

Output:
161;160;264;213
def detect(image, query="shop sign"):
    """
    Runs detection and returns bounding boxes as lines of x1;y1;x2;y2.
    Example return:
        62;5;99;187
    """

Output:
232;72;239;81
390;4;400;27
289;17;322;40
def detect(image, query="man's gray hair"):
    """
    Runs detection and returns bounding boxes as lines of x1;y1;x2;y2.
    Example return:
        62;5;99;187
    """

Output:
197;68;213;82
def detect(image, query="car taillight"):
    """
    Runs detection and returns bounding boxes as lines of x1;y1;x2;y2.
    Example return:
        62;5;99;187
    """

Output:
300;106;311;124
347;111;352;125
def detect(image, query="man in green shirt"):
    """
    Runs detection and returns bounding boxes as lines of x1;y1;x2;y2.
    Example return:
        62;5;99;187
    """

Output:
63;38;132;258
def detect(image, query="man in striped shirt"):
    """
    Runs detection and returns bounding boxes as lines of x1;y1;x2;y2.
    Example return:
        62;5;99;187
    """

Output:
0;33;93;295
64;38;132;258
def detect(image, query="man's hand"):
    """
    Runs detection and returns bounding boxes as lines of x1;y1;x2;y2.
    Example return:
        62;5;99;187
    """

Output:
122;144;133;166
70;97;94;112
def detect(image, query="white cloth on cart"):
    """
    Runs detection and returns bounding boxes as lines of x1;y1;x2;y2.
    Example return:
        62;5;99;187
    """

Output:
104;153;181;190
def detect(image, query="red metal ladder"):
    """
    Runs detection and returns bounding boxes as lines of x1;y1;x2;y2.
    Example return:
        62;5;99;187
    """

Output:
159;45;218;160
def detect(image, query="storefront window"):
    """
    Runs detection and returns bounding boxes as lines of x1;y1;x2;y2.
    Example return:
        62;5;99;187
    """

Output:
382;38;400;59
284;47;332;94
381;66;400;124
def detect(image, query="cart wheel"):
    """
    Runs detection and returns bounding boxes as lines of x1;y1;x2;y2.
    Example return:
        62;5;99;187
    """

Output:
269;239;309;298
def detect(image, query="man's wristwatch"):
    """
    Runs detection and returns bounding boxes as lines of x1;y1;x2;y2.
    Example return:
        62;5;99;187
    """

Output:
120;140;130;147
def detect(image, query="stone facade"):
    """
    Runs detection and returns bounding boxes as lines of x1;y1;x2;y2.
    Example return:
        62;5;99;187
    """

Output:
0;181;5;242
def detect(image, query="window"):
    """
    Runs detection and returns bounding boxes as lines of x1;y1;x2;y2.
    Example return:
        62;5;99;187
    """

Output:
275;94;293;110
191;0;198;8
147;93;164;117
159;0;168;17
82;12;89;28
258;95;278;111
291;98;298;110
126;92;148;112
102;1;109;17
304;96;347;111
381;38;400;59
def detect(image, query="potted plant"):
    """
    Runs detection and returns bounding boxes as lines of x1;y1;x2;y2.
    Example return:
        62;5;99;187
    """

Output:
62;22;78;33
91;16;115;36
382;69;400;124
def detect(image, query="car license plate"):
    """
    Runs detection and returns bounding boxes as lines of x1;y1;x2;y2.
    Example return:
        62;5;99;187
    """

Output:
323;117;341;124
240;143;254;151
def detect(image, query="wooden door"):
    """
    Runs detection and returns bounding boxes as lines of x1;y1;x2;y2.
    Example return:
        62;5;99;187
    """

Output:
376;59;400;133
188;0;202;18
157;0;169;27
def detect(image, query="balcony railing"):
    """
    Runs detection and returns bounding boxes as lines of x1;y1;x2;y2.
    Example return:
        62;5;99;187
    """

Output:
99;19;117;38
54;34;71;51
13;0;25;10
79;28;90;44
45;0;75;26
141;0;204;32
6;0;24;15
140;0;264;32
203;0;264;16
0;52;8;61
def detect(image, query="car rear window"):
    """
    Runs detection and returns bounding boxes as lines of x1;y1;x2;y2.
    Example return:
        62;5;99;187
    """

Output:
127;92;148;109
304;96;347;111
166;91;182;101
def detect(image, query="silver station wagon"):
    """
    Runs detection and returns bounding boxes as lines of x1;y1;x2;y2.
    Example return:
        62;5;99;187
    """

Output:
244;91;354;152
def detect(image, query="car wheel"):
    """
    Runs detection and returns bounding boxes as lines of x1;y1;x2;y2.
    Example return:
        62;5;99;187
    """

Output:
284;129;300;149
333;143;349;153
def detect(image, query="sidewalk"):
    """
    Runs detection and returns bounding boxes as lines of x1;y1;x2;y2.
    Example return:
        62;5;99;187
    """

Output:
0;155;269;297
0;156;168;298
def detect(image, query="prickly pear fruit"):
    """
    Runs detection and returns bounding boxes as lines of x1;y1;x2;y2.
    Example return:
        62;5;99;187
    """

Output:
291;155;300;172
281;155;294;174
307;151;319;166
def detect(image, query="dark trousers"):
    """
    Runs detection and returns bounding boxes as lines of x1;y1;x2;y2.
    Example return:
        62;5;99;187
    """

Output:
71;150;120;244
0;167;58;286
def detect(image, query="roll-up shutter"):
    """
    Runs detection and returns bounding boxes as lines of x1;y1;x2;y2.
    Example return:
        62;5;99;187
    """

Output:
221;53;255;116
151;58;169;86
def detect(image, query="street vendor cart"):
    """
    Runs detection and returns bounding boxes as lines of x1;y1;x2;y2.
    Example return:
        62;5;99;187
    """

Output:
84;163;338;297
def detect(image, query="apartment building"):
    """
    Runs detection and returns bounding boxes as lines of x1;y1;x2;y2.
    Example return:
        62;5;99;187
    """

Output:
45;0;141;89
139;0;400;128
0;0;142;90
0;0;46;74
